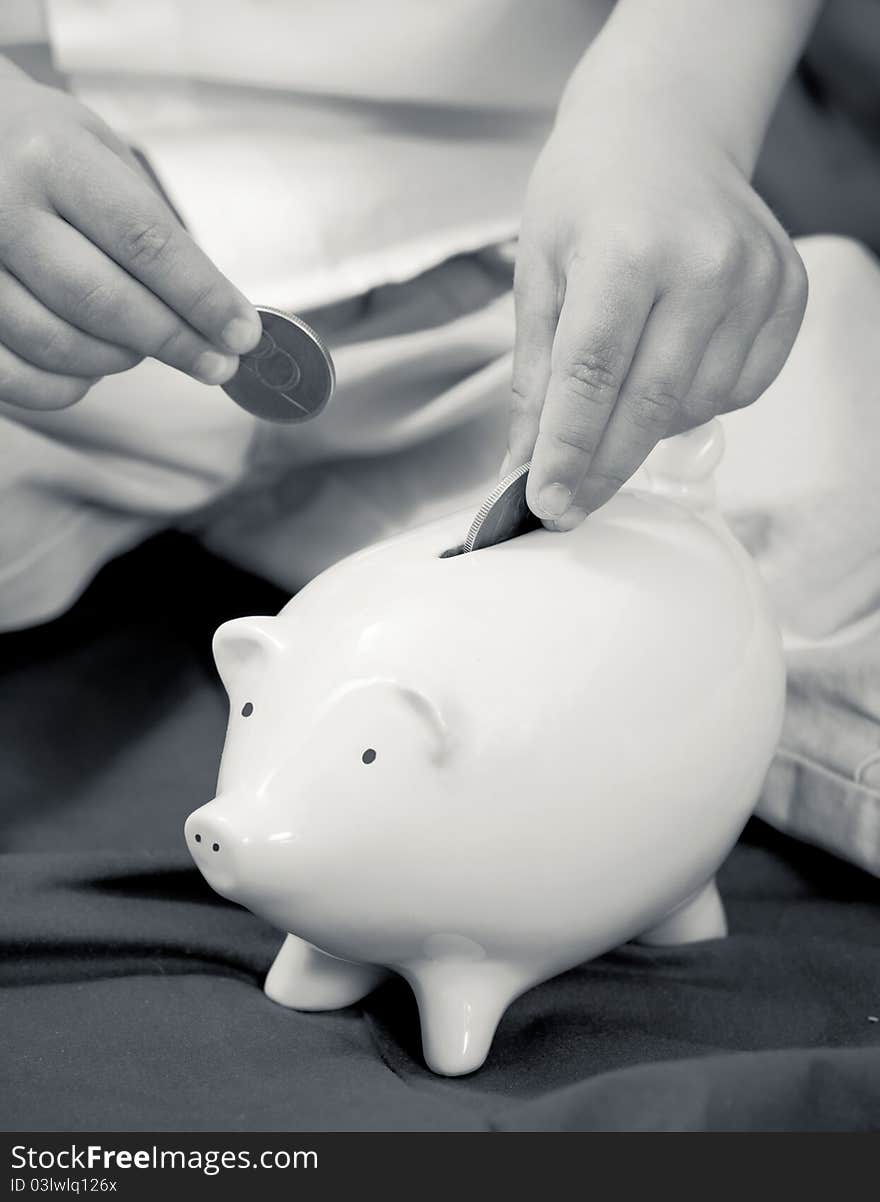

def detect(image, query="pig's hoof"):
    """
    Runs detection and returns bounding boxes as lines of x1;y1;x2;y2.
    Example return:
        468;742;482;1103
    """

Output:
264;933;386;1011
635;878;727;946
406;962;523;1076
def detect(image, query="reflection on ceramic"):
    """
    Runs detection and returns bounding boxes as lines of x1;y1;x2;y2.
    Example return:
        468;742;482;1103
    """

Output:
185;420;785;1076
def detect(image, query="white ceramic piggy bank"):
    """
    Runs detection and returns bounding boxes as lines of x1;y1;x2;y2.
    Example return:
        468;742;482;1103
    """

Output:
186;421;784;1076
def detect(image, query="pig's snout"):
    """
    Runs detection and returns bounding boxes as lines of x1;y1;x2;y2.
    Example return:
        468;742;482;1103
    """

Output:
185;803;244;900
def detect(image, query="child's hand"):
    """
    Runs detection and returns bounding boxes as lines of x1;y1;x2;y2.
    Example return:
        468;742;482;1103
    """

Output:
0;63;261;410
509;64;809;528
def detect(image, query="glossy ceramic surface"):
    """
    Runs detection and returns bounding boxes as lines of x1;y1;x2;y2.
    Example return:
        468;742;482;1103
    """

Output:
185;421;785;1075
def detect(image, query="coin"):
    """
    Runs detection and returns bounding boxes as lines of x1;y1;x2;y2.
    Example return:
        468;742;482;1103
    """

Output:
464;462;542;552
222;306;336;423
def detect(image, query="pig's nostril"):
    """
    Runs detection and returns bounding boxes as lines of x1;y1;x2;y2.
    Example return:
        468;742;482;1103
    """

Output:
194;833;201;843
212;842;220;852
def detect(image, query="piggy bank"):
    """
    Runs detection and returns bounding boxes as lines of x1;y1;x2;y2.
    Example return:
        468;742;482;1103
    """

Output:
186;421;784;1076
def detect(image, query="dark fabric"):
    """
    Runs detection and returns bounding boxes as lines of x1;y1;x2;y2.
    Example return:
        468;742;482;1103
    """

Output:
2;534;879;1132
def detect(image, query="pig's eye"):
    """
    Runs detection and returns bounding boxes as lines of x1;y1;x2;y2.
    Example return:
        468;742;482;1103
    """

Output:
361;748;377;764
241;702;254;718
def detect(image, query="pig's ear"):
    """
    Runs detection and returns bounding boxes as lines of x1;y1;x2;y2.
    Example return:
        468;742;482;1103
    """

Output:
213;617;284;687
386;681;454;764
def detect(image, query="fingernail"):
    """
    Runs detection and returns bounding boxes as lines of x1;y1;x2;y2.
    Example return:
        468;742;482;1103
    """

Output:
536;482;571;519
498;451;512;479
221;313;262;354
551;505;589;532
193;350;238;384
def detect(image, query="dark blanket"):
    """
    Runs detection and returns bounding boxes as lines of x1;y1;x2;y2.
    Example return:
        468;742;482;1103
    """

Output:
2;535;879;1132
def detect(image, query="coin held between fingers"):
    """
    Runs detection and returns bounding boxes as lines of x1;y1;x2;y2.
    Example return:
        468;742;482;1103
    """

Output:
464;462;543;552
222;306;336;423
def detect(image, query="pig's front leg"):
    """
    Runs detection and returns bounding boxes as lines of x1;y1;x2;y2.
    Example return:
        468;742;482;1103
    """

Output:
264;934;387;1011
635;878;727;946
405;961;525;1077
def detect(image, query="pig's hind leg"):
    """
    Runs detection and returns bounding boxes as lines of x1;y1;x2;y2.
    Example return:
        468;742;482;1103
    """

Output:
264;934;387;1010
635;878;727;946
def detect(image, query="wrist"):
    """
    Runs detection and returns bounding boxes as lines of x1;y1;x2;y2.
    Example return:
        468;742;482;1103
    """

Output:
558;0;822;178
558;45;763;176
552;71;752;192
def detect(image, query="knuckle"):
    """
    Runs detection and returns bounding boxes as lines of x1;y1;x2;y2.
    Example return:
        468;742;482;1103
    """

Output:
747;239;784;294
41;326;138;375
586;467;630;494
605;237;654;278
29;329;71;370
76;280;118;327
562;350;621;402
572;237;650;281
546;418;600;457
509;372;533;408
629;382;680;430
149;323;189;362
9;127;56;175
118;218;175;269
183;277;228;324
688;232;744;288
510;353;543;410
34;321;77;367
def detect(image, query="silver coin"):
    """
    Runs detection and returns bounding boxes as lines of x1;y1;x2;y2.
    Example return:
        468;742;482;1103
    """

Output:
464;462;542;552
222;306;335;423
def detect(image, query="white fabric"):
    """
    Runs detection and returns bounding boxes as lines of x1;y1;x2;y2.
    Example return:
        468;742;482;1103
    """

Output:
45;0;607;107
43;0;611;309
0;1;47;44
717;236;880;876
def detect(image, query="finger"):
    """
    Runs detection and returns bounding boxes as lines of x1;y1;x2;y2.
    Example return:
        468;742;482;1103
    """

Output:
556;292;724;525
0;269;141;376
48;131;261;354
725;256;808;412
670;247;803;432
4;211;240;383
508;247;558;470
668;278;803;435
0;340;96;411
526;254;654;521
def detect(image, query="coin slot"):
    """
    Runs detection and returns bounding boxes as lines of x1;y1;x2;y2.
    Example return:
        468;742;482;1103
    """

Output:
439;543;466;558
